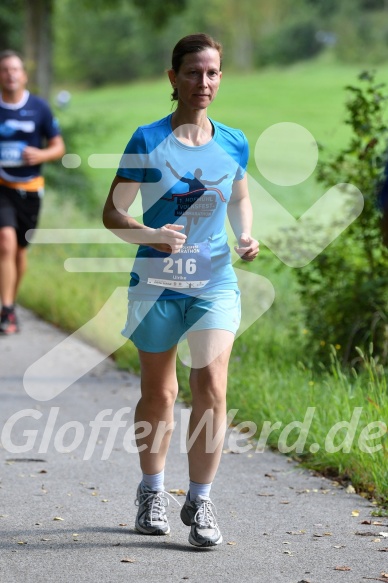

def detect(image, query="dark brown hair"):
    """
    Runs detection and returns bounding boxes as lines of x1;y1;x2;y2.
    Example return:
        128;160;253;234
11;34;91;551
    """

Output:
170;33;222;101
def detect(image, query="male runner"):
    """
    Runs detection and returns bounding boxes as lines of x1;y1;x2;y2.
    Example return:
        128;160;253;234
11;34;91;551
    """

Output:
0;50;65;334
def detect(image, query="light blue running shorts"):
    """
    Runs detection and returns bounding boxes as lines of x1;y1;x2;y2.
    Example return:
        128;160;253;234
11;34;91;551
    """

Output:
121;289;241;353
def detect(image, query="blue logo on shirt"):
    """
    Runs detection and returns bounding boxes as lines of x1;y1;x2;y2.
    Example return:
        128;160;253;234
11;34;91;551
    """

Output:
0;124;16;138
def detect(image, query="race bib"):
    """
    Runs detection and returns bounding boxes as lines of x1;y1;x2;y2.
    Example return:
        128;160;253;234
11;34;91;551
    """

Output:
0;141;27;167
147;241;211;289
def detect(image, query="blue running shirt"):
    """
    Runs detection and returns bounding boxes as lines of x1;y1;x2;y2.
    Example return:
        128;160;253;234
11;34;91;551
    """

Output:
0;91;61;183
116;114;249;299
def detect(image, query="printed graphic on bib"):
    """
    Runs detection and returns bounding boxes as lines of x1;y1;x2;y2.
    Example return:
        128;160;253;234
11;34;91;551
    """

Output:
147;241;211;288
0;141;27;167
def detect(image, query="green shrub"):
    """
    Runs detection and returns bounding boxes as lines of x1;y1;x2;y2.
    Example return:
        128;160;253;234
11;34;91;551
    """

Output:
296;72;388;365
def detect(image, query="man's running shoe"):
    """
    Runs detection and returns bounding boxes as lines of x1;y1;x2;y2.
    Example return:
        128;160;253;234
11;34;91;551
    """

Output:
0;307;19;335
180;494;223;547
134;483;171;535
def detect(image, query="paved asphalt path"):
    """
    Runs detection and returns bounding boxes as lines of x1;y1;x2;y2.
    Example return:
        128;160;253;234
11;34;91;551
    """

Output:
0;307;386;583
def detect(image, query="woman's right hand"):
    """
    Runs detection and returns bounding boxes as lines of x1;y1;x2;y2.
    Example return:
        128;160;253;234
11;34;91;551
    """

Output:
148;224;186;253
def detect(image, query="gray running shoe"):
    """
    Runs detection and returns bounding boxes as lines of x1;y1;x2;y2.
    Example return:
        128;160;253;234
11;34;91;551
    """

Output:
180;494;223;547
134;483;170;535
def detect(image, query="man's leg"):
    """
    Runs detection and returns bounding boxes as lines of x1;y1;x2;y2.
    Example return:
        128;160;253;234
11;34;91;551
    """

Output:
0;226;18;307
15;245;28;300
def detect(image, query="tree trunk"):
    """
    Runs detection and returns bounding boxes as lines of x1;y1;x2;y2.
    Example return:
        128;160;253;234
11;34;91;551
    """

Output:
24;0;53;100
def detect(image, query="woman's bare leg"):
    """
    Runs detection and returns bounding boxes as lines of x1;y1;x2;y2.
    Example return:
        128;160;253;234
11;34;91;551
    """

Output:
186;329;234;484
135;346;179;474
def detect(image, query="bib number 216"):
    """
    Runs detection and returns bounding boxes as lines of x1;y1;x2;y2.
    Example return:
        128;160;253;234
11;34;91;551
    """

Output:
146;241;211;288
163;257;196;275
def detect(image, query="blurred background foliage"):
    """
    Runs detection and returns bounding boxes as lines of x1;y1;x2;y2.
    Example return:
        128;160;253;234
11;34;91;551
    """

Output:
52;0;388;84
2;0;388;90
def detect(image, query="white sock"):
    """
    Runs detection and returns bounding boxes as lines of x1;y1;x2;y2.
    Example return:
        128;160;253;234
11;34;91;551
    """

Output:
141;469;165;492
189;480;212;501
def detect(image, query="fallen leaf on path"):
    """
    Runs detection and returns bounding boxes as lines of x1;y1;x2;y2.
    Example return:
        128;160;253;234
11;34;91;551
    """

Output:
40;538;50;541
17;541;27;545
280;501;290;504
333;545;346;548
101;499;109;503
264;473;276;480
346;485;356;494
379;532;388;537
352;510;360;517
168;489;186;496
118;523;127;527
227;541;236;545
286;530;306;535
257;493;274;497
283;550;293;555
355;531;378;536
53;517;64;521
121;558;135;563
335;566;351;571
377;548;388;552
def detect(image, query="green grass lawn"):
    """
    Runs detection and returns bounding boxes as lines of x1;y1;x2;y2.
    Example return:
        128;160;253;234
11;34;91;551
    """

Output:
19;57;388;505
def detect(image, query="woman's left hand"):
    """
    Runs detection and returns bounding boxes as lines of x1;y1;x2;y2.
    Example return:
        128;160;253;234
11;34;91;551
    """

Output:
234;232;259;262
